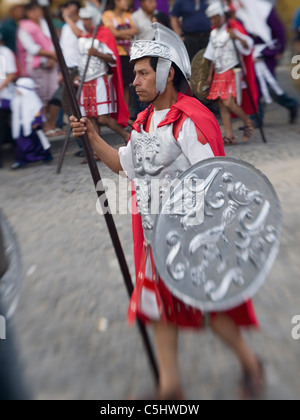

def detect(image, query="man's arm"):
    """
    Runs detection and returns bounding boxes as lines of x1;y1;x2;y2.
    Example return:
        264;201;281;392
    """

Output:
107;26;137;40
102;12;138;39
70;116;124;174
0;73;17;92
88;47;116;65
206;61;215;88
62;12;84;38
18;28;57;60
170;16;182;38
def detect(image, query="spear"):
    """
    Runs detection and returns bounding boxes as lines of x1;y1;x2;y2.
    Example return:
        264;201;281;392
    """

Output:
56;0;107;175
38;0;159;386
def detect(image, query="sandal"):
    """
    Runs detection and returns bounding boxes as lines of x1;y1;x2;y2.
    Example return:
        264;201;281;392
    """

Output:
240;358;266;400
223;135;237;146
45;128;66;137
242;121;255;142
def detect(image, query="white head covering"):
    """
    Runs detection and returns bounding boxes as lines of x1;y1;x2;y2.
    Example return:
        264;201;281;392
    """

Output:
130;23;191;97
12;78;43;139
84;1;103;26
79;7;94;20
233;0;273;43
205;2;225;18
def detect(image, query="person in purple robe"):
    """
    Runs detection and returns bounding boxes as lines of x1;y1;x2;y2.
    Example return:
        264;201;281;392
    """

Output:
11;78;53;170
133;0;169;15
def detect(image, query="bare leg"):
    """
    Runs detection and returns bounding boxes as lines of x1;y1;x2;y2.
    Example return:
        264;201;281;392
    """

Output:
46;104;60;130
219;99;234;139
223;95;250;126
210;313;263;380
152;321;183;398
222;96;254;142
98;115;130;143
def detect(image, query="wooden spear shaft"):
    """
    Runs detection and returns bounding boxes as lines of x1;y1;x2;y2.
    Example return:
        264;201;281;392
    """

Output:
39;0;159;385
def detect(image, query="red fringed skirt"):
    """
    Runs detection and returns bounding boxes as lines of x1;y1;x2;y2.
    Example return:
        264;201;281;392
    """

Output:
207;69;237;101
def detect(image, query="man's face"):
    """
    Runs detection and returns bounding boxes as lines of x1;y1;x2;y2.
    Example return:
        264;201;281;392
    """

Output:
116;0;129;12
142;0;157;15
10;5;25;21
83;18;93;33
26;6;43;21
133;57;157;103
67;4;79;21
210;15;222;28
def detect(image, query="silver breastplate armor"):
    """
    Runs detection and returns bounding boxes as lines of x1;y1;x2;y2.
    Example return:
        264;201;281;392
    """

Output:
211;28;239;74
78;38;107;82
131;122;191;244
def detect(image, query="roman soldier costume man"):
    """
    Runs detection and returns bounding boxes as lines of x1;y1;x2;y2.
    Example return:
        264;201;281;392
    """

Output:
70;22;265;400
77;7;129;142
204;2;258;145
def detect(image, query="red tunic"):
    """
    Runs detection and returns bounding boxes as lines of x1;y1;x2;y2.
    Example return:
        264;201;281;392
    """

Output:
128;93;258;329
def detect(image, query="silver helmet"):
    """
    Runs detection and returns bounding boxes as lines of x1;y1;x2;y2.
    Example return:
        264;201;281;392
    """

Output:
130;23;192;96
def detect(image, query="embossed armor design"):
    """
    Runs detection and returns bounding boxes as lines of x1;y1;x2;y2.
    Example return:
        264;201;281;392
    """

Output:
131;123;191;244
210;28;239;74
78;38;107;82
152;158;282;312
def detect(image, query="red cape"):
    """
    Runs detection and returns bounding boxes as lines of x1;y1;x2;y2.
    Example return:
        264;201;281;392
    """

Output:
132;93;225;156
227;19;259;116
96;26;129;127
130;94;258;328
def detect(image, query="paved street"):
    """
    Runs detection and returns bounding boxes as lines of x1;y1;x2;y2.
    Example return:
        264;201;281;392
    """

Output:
0;65;300;400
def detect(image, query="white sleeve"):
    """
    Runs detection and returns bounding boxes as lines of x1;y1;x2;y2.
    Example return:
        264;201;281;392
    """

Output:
60;24;70;51
177;118;215;165
203;38;214;62
131;12;139;30
118;140;136;179
234;29;254;56
18;28;41;55
2;48;17;74
100;43;117;68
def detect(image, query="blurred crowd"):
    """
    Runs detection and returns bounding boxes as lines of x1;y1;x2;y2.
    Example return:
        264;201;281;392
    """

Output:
0;0;299;170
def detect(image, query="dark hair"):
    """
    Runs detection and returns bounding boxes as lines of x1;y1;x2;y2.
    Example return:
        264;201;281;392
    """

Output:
24;1;40;11
149;56;159;72
153;11;171;29
66;1;82;11
149;57;185;92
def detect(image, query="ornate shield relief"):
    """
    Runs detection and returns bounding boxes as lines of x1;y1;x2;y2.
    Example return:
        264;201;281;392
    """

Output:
152;158;282;312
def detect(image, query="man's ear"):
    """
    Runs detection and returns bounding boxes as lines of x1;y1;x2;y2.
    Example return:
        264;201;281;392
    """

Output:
168;66;175;84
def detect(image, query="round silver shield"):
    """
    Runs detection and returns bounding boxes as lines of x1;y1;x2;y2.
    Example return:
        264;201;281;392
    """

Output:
152;158;282;312
0;211;23;319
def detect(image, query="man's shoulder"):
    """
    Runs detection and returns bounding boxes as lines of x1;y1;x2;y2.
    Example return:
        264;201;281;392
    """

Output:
177;93;207;109
171;0;184;14
175;94;218;125
131;9;140;24
0;45;15;60
1;18;16;29
132;8;142;18
102;10;114;20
